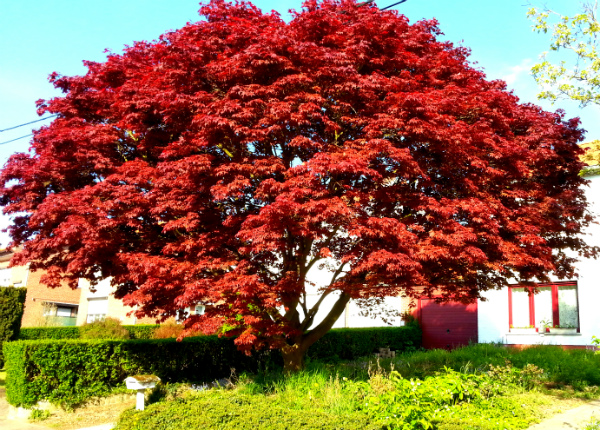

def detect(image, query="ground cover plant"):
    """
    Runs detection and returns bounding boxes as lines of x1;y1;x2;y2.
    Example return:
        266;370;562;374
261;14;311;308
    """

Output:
114;344;600;430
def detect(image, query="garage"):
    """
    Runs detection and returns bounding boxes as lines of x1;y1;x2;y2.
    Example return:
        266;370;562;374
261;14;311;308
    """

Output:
416;299;478;349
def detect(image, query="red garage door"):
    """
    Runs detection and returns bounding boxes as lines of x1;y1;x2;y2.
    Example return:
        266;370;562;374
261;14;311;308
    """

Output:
418;299;478;349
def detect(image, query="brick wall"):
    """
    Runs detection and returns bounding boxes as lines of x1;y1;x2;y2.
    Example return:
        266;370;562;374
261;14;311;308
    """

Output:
21;269;81;327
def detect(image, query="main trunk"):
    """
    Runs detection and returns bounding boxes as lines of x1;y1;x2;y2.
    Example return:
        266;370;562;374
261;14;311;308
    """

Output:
281;343;309;373
280;292;352;372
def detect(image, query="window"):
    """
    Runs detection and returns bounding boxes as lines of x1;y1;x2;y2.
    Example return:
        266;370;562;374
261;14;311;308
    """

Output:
508;282;579;330
86;297;108;323
0;268;11;287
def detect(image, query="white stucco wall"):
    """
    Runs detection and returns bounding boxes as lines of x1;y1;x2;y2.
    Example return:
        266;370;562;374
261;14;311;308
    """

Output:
302;262;404;329
478;174;600;346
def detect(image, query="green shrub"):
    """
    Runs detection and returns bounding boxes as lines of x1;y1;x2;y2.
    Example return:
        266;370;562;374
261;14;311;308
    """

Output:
125;325;159;339
0;287;27;368
19;326;80;340
307;324;422;362
2;337;264;408
18;324;159;340
3;325;421;408
80;318;130;340
114;390;379;430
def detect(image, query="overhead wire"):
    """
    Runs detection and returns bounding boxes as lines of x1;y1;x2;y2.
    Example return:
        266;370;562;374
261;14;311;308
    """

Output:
0;114;57;133
0;134;33;146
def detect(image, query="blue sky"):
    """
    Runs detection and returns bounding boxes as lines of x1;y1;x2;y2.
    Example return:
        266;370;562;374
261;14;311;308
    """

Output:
0;0;595;245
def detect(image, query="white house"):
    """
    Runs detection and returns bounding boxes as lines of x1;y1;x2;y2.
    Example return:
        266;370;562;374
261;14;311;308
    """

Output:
478;172;600;348
410;161;600;349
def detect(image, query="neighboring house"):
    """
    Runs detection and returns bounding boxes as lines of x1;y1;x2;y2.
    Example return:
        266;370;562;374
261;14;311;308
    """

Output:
0;249;81;327
76;277;154;325
410;156;600;349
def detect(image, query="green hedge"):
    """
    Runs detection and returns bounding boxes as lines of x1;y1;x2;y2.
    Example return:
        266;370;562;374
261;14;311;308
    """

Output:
4;325;421;408
3;336;263;408
307;324;422;361
18;326;80;340
0;287;27;368
18;324;159;340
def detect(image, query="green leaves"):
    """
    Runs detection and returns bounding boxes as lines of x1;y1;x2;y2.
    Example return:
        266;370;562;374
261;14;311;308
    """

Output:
529;4;600;106
0;287;27;368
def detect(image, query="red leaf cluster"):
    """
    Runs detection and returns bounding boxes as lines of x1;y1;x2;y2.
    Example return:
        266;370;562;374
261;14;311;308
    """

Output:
0;0;594;356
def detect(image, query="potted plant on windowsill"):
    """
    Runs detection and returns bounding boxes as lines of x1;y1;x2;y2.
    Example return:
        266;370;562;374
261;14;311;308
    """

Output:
539;318;553;334
509;325;537;334
548;324;577;334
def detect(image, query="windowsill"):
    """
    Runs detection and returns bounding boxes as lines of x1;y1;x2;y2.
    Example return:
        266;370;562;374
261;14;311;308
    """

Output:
506;332;582;336
540;332;582;336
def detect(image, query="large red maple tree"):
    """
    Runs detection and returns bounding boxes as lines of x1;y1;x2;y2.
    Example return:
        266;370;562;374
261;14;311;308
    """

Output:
0;0;595;370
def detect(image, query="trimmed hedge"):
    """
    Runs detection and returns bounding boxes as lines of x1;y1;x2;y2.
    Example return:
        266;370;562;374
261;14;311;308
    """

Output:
3;336;263;408
0;287;27;368
19;324;159;340
3;325;421;408
308;324;421;361
18;326;80;340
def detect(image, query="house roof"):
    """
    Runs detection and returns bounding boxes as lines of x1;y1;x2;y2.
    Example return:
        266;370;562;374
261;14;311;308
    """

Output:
580;140;600;177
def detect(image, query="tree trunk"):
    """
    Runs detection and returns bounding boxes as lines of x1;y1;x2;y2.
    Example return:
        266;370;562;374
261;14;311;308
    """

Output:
280;292;352;372
281;343;309;373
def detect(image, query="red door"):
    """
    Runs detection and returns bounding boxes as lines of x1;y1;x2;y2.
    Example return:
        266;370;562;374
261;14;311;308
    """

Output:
418;299;478;349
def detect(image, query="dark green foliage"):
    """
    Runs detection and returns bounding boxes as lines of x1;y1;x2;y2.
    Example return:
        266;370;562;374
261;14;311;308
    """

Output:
18;324;159;340
307;324;422;362
3;325;420;408
19;326;80;340
80;317;130;340
125;325;159;339
0;287;27;368
2;337;264;408
114;391;379;430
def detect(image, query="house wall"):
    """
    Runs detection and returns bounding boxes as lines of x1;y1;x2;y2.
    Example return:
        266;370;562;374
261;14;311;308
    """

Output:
478;174;600;346
76;278;155;325
0;251;28;288
20;269;81;327
303;263;405;329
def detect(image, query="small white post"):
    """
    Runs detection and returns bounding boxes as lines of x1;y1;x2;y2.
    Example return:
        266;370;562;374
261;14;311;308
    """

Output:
136;389;146;411
125;375;161;411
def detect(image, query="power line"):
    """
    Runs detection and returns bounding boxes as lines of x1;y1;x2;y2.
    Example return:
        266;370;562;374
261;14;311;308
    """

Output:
0;115;57;133
381;0;408;11
0;134;33;146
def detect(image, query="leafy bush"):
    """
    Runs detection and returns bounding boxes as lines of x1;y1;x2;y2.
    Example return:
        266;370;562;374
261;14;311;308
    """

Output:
115;389;379;430
0;287;27;368
3;325;420;408
307;324;422;362
19;326;80;340
125;325;159;339
19;324;159;340
152;319;184;339
79;318;130;340
2;337;264;408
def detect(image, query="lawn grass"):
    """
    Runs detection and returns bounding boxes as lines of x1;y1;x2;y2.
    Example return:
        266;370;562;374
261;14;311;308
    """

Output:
111;344;600;430
0;369;6;387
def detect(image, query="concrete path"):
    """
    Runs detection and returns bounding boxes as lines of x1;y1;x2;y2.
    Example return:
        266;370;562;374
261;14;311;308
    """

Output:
528;398;600;430
0;387;52;430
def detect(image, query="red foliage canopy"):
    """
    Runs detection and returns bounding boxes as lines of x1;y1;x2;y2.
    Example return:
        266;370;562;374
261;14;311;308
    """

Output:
0;0;594;365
